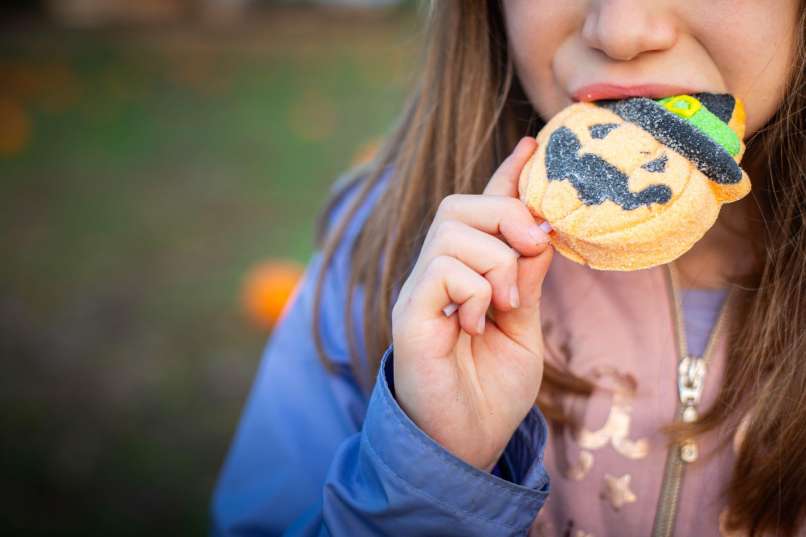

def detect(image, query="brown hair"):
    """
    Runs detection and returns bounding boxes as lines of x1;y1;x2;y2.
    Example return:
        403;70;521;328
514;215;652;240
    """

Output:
311;2;806;535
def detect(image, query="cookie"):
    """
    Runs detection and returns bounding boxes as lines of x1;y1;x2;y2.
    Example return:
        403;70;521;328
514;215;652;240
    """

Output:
518;93;751;271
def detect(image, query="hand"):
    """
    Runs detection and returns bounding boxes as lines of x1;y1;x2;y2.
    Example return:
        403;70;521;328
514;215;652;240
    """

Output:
391;137;554;471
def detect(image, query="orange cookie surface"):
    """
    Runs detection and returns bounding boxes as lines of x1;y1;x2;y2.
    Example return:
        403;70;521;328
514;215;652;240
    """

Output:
518;94;751;271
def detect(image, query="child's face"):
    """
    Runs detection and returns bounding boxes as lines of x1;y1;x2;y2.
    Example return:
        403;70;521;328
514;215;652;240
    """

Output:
502;0;800;135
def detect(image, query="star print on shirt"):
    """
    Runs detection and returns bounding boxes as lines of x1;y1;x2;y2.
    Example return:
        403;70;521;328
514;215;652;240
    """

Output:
601;473;637;511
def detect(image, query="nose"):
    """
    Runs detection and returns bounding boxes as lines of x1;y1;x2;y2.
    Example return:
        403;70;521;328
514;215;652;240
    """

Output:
582;0;677;61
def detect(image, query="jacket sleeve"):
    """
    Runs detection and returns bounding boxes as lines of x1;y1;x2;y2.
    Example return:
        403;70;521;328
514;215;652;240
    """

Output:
210;178;551;536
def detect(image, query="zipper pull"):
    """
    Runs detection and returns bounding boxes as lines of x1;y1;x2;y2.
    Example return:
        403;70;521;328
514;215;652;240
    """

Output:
678;356;706;463
680;439;698;462
680;403;699;462
678;355;706;404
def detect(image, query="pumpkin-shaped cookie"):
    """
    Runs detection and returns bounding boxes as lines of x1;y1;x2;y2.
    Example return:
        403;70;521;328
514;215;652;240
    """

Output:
518;93;751;271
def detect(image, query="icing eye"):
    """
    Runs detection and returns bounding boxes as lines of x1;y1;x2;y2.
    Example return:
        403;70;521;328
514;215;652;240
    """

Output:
642;153;668;173
589;123;620;139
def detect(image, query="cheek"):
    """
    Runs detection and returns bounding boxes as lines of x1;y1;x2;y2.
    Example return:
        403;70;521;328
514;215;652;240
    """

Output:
503;1;581;121
694;1;799;134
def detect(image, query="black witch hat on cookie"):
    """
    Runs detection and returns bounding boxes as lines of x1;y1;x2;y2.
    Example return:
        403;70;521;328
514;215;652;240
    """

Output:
598;93;747;187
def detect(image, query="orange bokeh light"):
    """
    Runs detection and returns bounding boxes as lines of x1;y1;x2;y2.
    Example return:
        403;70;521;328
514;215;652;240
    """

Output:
241;259;305;329
0;97;31;157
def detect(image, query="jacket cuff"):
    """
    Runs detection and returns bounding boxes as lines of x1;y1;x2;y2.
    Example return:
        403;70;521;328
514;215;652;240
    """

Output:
363;345;550;533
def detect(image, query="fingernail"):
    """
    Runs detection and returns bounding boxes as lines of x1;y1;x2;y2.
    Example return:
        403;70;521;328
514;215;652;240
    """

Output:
476;315;486;334
509;285;520;308
443;303;459;317
528;223;550;244
539;221;553;234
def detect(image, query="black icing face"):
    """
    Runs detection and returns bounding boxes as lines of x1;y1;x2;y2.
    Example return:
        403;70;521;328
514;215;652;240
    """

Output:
586;122;670;177
589;123;619;139
641;154;668;173
545;126;673;211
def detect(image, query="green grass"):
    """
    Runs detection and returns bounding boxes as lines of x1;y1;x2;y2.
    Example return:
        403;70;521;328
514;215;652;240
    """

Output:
0;7;417;534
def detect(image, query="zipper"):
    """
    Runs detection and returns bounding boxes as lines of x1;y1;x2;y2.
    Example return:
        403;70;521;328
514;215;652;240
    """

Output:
650;263;735;537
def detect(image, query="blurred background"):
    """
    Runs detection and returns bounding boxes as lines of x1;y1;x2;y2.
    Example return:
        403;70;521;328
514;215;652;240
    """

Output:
1;1;418;534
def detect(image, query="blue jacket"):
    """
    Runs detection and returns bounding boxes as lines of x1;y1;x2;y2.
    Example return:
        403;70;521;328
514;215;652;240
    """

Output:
211;174;551;536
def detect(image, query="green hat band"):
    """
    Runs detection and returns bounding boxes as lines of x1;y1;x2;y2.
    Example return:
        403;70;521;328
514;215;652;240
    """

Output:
656;95;740;157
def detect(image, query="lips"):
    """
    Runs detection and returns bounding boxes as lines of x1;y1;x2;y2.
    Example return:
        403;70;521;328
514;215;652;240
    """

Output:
572;83;699;102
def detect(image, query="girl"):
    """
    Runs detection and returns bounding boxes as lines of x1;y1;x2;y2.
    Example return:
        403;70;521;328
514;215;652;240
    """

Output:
212;1;806;536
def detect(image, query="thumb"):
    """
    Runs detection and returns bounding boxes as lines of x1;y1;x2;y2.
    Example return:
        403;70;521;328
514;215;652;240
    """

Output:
483;137;538;197
493;245;554;355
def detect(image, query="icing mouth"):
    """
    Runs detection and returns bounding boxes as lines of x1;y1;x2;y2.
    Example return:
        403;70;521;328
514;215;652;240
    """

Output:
545;126;673;210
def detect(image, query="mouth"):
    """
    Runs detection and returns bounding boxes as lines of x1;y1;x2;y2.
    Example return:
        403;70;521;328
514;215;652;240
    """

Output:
572;83;700;103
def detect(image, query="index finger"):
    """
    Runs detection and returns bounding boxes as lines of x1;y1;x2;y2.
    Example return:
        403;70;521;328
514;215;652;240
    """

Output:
433;194;551;258
483;136;538;197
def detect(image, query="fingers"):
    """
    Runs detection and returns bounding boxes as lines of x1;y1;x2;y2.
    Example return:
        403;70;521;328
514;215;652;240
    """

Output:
515;246;554;309
422;136;546;260
395;136;551;345
493;245;555;355
483;137;538;197
407;255;492;336
428;194;551;259
416;220;522;312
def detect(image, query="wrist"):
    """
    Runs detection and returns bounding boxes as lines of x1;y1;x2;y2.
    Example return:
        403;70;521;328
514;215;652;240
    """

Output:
482;447;507;473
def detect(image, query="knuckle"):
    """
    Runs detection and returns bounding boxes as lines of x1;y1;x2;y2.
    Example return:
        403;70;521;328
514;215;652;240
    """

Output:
505;196;530;220
437;193;461;216
425;220;459;258
435;219;461;242
493;245;519;273
497;195;526;217
478;277;493;300
505;247;520;269
426;254;453;277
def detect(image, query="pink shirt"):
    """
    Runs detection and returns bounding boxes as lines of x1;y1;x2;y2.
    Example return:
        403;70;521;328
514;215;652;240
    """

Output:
527;255;784;537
